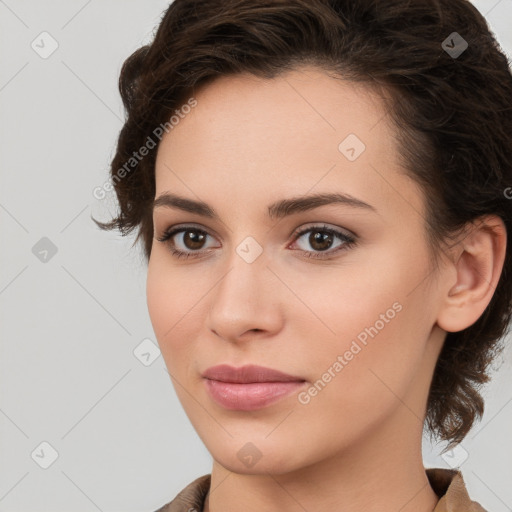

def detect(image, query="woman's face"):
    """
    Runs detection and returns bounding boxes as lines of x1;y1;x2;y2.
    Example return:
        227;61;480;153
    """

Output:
147;66;449;474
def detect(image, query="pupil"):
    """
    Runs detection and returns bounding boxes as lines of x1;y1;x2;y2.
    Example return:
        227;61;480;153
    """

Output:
310;231;332;251
185;231;205;249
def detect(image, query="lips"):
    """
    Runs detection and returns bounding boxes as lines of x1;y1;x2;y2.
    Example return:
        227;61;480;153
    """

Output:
201;364;306;383
201;364;307;410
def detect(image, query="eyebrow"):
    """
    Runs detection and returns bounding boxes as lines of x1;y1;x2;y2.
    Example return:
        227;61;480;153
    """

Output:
152;191;377;220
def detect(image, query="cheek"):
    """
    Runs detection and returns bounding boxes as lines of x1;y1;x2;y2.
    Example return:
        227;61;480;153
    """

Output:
146;257;206;370
290;303;426;454
288;248;432;401
277;255;407;356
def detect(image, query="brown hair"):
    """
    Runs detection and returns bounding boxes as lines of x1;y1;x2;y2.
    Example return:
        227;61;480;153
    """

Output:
93;0;512;449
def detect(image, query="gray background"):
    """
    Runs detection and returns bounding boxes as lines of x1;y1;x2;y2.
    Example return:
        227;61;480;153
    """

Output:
0;1;511;511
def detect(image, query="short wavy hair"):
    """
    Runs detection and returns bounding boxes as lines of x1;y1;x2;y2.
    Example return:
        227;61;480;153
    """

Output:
94;0;512;449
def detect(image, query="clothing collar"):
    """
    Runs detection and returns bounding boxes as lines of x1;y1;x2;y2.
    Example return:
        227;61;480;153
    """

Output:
157;467;486;511
426;468;487;511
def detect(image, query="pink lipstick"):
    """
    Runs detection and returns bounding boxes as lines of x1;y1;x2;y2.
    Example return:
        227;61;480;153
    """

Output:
202;364;306;411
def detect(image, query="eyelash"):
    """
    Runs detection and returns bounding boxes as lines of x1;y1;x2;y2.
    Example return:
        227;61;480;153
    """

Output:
156;224;357;260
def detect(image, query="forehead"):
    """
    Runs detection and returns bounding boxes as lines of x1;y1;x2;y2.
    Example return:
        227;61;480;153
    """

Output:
163;66;389;152
154;66;424;221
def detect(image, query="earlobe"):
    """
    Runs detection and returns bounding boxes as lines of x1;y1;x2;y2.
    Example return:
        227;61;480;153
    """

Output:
436;215;507;333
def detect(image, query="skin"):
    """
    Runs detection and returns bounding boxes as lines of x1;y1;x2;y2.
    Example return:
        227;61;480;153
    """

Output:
146;66;506;512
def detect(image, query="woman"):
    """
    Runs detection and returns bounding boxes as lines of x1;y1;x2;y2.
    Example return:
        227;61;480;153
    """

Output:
94;0;512;510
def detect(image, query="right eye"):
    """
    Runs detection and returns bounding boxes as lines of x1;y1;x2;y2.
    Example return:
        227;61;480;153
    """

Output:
156;225;220;259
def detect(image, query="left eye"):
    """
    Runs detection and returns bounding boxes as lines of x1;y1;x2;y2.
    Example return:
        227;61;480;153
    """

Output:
156;224;357;260
289;224;356;259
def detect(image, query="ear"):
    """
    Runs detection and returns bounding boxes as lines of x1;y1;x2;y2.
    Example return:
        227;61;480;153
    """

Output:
436;215;507;333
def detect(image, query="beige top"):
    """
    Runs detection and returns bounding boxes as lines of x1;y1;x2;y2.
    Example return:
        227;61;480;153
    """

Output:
154;467;487;511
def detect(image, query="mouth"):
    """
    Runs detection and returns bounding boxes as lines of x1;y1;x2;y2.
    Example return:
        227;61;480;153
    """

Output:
201;364;306;411
201;364;306;384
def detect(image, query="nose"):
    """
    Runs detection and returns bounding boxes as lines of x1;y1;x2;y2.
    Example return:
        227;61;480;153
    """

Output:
206;247;284;343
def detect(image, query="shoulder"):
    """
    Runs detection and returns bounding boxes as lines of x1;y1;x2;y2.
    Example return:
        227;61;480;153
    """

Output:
153;474;211;512
427;467;487;512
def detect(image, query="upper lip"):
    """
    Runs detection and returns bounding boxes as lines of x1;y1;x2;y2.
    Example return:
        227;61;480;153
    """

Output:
202;364;305;383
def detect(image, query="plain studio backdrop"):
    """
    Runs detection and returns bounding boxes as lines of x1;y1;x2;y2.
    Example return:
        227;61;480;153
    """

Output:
1;1;511;511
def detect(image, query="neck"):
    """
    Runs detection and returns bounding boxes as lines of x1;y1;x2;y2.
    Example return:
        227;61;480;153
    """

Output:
203;412;439;512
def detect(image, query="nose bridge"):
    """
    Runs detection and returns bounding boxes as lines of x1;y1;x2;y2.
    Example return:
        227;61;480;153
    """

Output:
207;238;281;338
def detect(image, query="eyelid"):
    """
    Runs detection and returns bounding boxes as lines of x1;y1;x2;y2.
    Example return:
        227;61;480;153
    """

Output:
156;221;355;240
156;221;357;260
156;222;218;240
289;222;356;241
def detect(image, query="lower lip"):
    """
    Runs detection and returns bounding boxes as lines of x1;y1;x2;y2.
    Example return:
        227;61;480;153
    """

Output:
204;379;306;411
